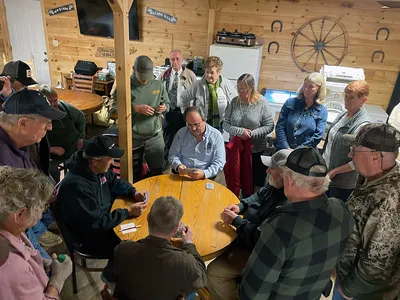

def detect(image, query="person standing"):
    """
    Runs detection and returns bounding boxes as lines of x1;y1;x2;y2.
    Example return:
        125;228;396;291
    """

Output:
181;56;237;131
321;80;371;201
274;72;327;150
112;55;170;182
333;124;400;300
158;50;196;166
223;73;274;193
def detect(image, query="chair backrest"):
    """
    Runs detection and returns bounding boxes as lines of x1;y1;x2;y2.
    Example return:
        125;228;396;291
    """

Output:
72;73;95;93
50;183;80;253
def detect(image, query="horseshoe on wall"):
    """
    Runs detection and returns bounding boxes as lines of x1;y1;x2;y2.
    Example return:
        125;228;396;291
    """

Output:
271;20;283;32
268;41;280;54
371;50;385;63
376;27;390;40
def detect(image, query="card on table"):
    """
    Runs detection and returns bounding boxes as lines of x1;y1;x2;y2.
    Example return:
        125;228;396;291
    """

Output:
206;183;214;190
143;191;150;203
120;222;137;234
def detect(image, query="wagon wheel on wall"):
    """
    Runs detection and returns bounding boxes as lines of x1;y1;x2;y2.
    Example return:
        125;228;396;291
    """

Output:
291;16;349;73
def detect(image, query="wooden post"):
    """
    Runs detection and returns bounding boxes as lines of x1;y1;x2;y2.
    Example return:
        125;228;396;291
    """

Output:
0;0;12;62
107;0;133;182
207;0;218;55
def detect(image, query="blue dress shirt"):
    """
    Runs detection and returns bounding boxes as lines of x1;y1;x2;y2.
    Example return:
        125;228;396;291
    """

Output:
274;97;328;150
168;123;226;178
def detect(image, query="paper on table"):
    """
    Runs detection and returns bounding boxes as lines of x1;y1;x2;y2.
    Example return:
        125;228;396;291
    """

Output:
120;222;137;234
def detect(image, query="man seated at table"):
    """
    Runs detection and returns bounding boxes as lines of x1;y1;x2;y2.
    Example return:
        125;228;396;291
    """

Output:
239;147;355;300
169;106;225;180
113;196;207;300
39;84;86;182
56;135;148;282
206;149;290;300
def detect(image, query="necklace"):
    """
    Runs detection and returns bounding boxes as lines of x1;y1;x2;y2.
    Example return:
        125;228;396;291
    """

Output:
239;100;251;117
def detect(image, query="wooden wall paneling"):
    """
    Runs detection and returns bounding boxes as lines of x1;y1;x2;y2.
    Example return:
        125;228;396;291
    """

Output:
42;0;400;109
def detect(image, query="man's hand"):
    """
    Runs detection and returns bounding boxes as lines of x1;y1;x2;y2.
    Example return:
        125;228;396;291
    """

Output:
327;168;339;179
155;104;167;114
177;164;188;176
77;139;84;150
181;226;193;244
188;169;205;180
0;76;12;98
127;202;148;217
134;104;155;116
221;208;238;225
50;147;65;156
133;191;145;202
225;204;240;214
240;129;252;140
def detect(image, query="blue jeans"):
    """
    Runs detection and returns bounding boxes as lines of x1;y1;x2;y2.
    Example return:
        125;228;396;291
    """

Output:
187;292;196;300
31;208;54;238
26;227;51;259
332;279;352;300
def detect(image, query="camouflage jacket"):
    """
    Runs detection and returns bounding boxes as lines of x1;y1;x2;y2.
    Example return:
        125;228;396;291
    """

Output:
336;162;400;300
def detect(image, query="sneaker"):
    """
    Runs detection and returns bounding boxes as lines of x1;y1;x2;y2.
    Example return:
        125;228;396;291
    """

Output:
100;272;116;293
37;231;63;248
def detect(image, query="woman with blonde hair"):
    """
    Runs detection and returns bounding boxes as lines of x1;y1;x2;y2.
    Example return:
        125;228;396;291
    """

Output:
223;73;274;194
275;72;328;150
181;56;237;130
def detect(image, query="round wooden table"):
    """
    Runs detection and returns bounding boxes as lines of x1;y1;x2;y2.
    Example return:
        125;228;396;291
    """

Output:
55;88;104;115
111;174;239;260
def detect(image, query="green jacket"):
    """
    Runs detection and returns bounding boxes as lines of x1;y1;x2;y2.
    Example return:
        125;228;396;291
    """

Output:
112;74;170;139
336;163;400;300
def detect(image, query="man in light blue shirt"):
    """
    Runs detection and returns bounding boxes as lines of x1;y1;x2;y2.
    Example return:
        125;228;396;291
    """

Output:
169;106;226;180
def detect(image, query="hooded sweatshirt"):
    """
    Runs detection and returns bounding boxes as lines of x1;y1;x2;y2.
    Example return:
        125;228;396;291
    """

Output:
57;151;136;243
112;75;170;139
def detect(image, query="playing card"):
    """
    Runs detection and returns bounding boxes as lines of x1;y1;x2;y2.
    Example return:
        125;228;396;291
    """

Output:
206;183;214;189
173;221;186;238
143;191;150;203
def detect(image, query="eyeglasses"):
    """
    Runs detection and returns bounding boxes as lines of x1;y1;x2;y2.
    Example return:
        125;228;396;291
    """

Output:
235;85;249;93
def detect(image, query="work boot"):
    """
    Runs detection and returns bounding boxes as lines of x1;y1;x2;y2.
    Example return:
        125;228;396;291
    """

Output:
37;231;63;248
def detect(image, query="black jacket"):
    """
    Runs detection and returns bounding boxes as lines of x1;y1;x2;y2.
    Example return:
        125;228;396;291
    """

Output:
57;151;136;243
232;184;287;252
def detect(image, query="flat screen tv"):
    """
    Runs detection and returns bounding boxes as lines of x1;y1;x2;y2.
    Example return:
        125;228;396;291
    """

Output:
75;0;139;40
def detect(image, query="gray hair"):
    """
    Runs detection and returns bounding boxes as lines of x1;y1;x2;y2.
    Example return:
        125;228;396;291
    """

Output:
0;166;54;223
297;72;327;105
283;166;331;193
183;106;207;122
0;112;40;126
39;84;58;99
147;196;183;235
82;152;104;162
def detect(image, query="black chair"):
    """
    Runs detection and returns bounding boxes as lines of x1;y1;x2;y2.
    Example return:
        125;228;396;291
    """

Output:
50;186;109;294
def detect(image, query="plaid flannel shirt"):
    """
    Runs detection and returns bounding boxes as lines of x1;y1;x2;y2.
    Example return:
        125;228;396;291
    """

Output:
239;194;354;300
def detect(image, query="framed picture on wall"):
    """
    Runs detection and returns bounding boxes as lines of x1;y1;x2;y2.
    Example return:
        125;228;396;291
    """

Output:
107;61;116;78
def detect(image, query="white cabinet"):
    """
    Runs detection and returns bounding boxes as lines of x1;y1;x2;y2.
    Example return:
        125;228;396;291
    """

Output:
209;44;264;88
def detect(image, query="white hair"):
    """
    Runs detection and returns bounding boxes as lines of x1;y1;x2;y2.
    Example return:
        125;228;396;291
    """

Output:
0;112;40;126
283;166;331;193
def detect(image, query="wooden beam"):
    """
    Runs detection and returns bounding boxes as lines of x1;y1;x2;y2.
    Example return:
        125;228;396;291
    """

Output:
0;0;12;61
207;0;218;55
108;0;133;183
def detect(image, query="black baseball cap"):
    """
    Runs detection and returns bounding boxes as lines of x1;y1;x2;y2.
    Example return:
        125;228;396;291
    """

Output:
4;89;66;120
342;123;400;152
84;136;124;158
2;60;38;86
286;147;327;177
133;55;154;81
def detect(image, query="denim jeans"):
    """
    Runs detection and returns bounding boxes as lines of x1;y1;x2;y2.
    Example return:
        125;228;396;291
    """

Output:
26;227;51;259
31;208;54;238
332;279;351;300
187;292;196;300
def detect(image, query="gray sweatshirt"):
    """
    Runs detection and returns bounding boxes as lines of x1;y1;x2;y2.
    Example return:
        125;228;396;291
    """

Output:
223;96;274;153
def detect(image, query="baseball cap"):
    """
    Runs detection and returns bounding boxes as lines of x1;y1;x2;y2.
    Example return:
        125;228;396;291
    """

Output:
84;136;124;158
2;60;38;86
4;89;66;120
133;55;154;82
342;123;400;152
261;149;292;168
286;147;328;177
